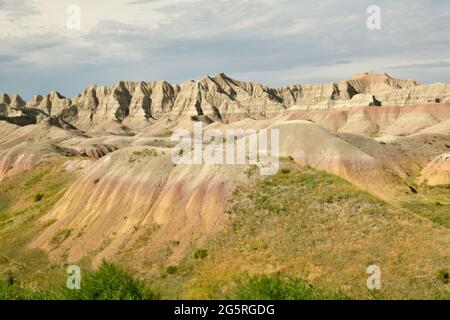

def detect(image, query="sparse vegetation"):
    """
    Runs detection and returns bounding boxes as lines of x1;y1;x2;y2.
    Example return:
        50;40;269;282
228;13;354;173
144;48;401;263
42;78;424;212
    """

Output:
0;280;59;300
34;193;44;202
177;167;450;299
367;127;380;137
129;148;159;163
119;126;136;137
193;249;208;259
0;161;76;296
234;275;347;300
244;164;258;178
0;261;159;300
436;269;449;284
1;158;449;300
65;261;159;300
166;266;178;275
399;184;450;228
50;228;72;246
133;225;160;248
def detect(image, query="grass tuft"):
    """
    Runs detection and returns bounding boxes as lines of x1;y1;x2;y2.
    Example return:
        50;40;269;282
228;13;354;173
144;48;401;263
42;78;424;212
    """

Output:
234;275;347;300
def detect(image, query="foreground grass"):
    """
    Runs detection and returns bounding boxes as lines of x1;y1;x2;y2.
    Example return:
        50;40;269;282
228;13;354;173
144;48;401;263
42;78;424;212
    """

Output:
399;184;450;228
0;161;159;300
156;165;450;299
0;261;158;300
234;275;347;300
66;261;158;300
0;160;77;288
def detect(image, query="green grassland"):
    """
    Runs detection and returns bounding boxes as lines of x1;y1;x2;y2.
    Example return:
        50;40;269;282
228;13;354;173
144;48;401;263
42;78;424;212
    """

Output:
399;184;450;228
151;163;450;300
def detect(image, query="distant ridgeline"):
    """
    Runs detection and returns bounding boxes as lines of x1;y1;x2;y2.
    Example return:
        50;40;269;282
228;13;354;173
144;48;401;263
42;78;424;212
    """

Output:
1;72;450;130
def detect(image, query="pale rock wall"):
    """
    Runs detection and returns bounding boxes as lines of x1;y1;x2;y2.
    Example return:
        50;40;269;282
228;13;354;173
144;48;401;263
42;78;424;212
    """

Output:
3;71;450;131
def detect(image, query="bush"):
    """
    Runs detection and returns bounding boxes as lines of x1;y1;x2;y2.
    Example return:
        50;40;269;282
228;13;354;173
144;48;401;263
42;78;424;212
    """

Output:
234;275;346;300
194;249;208;259
65;261;159;300
0;280;31;300
0;262;158;300
280;168;291;174
0;280;60;300
34;193;44;202
166;266;178;275
50;228;72;246
437;269;449;284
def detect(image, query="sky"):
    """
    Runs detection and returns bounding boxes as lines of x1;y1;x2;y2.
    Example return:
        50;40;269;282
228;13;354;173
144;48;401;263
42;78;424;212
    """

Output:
0;0;449;99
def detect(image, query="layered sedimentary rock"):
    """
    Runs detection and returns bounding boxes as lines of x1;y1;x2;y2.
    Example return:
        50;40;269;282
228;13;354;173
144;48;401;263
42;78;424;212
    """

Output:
27;92;72;115
272;120;402;192
60;72;450;128
70;144;118;159
0;93;26;117
0;142;51;181
2;71;449;271
418;153;450;186
285;103;450;136
0;93;12;116
2;72;450;131
30;146;249;264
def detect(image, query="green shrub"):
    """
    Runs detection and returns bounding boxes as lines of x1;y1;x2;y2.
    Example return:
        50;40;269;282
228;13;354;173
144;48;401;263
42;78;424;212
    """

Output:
194;249;208;259
129;149;159;163
234;275;346;300
65;261;158;300
0;262;158;300
279;168;291;174
0;280;60;300
437;269;449;284
166;266;178;275
34;193;44;202
50;229;72;246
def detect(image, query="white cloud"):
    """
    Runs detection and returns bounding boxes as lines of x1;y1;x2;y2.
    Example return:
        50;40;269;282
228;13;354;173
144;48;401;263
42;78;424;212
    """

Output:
0;0;449;98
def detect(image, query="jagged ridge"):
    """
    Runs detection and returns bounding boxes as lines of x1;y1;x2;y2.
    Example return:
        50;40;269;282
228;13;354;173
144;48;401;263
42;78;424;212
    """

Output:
1;72;450;130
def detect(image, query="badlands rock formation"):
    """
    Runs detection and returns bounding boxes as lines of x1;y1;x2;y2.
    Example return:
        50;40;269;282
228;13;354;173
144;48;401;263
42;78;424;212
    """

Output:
1;72;450;133
1;71;450;184
1;71;449;268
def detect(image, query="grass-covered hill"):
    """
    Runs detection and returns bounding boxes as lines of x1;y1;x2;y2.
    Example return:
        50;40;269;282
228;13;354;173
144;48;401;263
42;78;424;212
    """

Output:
1;159;448;299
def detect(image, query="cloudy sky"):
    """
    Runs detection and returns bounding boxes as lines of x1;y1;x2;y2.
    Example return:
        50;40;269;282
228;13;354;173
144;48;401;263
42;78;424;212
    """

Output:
0;0;449;99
